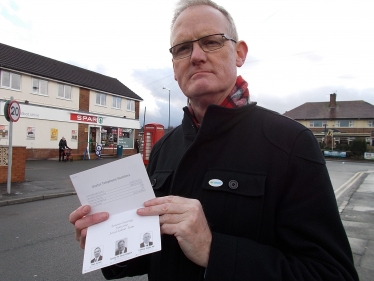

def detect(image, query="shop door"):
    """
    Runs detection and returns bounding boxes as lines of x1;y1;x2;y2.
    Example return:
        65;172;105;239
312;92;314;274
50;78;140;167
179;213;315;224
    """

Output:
89;127;101;153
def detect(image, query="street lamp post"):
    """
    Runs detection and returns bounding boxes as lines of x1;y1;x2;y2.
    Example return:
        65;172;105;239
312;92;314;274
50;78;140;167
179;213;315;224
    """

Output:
162;87;170;130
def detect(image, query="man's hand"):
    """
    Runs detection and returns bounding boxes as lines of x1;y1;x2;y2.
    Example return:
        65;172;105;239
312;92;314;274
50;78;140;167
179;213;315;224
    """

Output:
137;196;211;267
68;205;109;249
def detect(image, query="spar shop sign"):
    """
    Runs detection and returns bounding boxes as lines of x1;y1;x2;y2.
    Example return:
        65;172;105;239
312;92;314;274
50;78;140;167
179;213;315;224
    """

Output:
70;113;103;124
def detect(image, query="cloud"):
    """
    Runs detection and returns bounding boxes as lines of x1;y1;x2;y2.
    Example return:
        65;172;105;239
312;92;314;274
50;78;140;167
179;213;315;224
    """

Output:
131;67;186;128
1;0;373;129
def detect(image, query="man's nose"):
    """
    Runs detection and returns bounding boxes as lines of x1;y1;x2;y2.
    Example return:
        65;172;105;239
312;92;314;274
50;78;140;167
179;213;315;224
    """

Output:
190;41;207;62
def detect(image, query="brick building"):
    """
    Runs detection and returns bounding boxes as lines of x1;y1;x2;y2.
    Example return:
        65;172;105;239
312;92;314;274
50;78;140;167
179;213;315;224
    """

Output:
0;43;143;159
283;93;374;148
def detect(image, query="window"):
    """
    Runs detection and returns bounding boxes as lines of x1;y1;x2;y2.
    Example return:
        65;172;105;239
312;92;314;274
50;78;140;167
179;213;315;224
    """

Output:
309;120;326;127
112;96;121;109
32;78;48;95
368;120;374;127
58;84;72;99
96;92;106;106
1;70;21;90
336;120;354;127
127;100;135;111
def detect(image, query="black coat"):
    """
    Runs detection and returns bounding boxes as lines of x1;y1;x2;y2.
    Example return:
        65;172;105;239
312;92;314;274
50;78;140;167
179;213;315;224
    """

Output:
59;139;69;151
102;104;358;280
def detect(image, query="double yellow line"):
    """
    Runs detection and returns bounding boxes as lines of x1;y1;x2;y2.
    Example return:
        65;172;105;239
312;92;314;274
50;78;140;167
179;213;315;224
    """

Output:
335;170;374;213
334;171;365;200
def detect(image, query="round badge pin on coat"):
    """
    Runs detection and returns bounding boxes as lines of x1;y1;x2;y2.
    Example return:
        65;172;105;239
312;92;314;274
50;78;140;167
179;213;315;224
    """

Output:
209;179;223;187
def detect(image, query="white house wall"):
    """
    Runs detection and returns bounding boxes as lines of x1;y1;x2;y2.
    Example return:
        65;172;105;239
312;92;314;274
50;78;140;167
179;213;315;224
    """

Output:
0;118;78;149
0;101;140;149
89;90;136;119
1;73;80;111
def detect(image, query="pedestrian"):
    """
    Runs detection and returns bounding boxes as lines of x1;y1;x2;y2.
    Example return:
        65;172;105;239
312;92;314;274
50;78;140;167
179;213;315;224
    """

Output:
58;136;70;162
135;139;140;154
69;0;358;280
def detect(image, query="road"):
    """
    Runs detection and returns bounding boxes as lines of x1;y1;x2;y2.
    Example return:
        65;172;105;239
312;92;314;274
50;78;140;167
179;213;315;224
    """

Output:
0;161;372;280
326;160;374;212
327;161;374;192
0;195;147;281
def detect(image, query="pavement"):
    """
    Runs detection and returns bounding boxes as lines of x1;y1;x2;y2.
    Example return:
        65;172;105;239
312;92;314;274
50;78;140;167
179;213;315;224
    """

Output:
0;157;120;206
1;157;374;280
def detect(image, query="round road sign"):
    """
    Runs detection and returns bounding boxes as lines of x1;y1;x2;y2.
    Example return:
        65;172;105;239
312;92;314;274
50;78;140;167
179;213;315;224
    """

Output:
8;100;21;122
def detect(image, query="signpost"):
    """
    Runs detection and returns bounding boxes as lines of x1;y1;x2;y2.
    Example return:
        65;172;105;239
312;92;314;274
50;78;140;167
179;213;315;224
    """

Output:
8;100;21;122
3;97;20;194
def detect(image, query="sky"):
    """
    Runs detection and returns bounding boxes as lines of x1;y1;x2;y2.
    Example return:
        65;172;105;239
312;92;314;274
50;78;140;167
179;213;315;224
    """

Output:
1;0;373;128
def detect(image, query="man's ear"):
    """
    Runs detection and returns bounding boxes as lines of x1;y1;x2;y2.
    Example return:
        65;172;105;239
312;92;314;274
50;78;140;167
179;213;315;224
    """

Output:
235;41;248;67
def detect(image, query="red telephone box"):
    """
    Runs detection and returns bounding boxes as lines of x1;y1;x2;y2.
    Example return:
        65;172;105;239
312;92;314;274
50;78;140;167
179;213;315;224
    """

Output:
143;123;165;165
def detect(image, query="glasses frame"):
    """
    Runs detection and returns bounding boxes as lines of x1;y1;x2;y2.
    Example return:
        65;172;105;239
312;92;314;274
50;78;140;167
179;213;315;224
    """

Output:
169;33;237;60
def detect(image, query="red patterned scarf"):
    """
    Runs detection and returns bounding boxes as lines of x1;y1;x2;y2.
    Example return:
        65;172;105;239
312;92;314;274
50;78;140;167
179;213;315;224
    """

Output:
188;75;250;126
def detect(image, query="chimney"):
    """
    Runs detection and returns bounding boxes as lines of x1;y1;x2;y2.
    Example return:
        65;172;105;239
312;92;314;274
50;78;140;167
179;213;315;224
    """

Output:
329;93;336;108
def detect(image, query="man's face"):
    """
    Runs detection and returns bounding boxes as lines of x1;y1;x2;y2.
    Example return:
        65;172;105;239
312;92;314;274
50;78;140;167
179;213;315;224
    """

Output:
143;233;151;243
94;247;101;258
171;5;242;104
118;241;125;251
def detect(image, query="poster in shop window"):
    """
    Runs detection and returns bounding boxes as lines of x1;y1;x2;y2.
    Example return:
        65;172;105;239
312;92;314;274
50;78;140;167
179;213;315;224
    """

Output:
72;130;78;141
51;128;58;141
27;126;35;140
0;125;9;139
118;128;134;148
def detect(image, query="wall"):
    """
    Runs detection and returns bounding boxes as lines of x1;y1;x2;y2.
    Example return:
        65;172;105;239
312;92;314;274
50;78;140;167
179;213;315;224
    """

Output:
89;91;136;119
0;146;26;183
0;73;79;111
299;120;373;132
1;73;141;159
0;117;79;149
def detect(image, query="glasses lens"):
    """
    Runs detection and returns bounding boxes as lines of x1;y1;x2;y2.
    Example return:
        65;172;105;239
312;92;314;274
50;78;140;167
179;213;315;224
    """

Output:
200;34;224;51
171;42;192;60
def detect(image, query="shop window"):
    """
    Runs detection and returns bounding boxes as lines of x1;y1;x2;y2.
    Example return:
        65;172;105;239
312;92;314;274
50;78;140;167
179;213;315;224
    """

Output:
117;128;134;149
100;127;118;147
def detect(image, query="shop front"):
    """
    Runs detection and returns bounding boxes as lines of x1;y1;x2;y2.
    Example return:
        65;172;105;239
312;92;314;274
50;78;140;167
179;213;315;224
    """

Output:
92;127;135;151
71;112;140;156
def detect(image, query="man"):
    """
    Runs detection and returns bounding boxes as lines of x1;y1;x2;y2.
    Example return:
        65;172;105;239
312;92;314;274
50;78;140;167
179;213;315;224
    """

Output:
70;0;358;280
140;232;153;248
91;247;103;263
115;240;127;255
58;136;70;162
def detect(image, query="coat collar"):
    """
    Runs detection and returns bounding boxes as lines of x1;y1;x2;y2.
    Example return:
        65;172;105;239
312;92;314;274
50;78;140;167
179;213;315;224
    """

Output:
182;102;257;139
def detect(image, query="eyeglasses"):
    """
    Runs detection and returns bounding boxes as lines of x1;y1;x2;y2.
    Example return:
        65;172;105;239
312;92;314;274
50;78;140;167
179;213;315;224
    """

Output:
169;33;237;60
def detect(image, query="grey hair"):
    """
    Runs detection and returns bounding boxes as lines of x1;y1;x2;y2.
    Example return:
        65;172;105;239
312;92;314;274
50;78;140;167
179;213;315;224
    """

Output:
171;0;238;41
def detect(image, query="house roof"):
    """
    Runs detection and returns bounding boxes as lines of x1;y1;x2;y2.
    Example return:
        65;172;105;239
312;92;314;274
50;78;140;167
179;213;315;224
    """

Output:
0;43;142;101
283;100;374;120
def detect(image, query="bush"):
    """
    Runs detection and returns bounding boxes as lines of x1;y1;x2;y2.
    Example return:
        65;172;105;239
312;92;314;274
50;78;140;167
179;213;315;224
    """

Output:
350;138;367;157
335;144;350;151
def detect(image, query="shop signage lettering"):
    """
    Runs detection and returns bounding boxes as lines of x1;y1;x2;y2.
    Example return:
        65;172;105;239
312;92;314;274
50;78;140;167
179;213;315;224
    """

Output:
70;113;102;123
